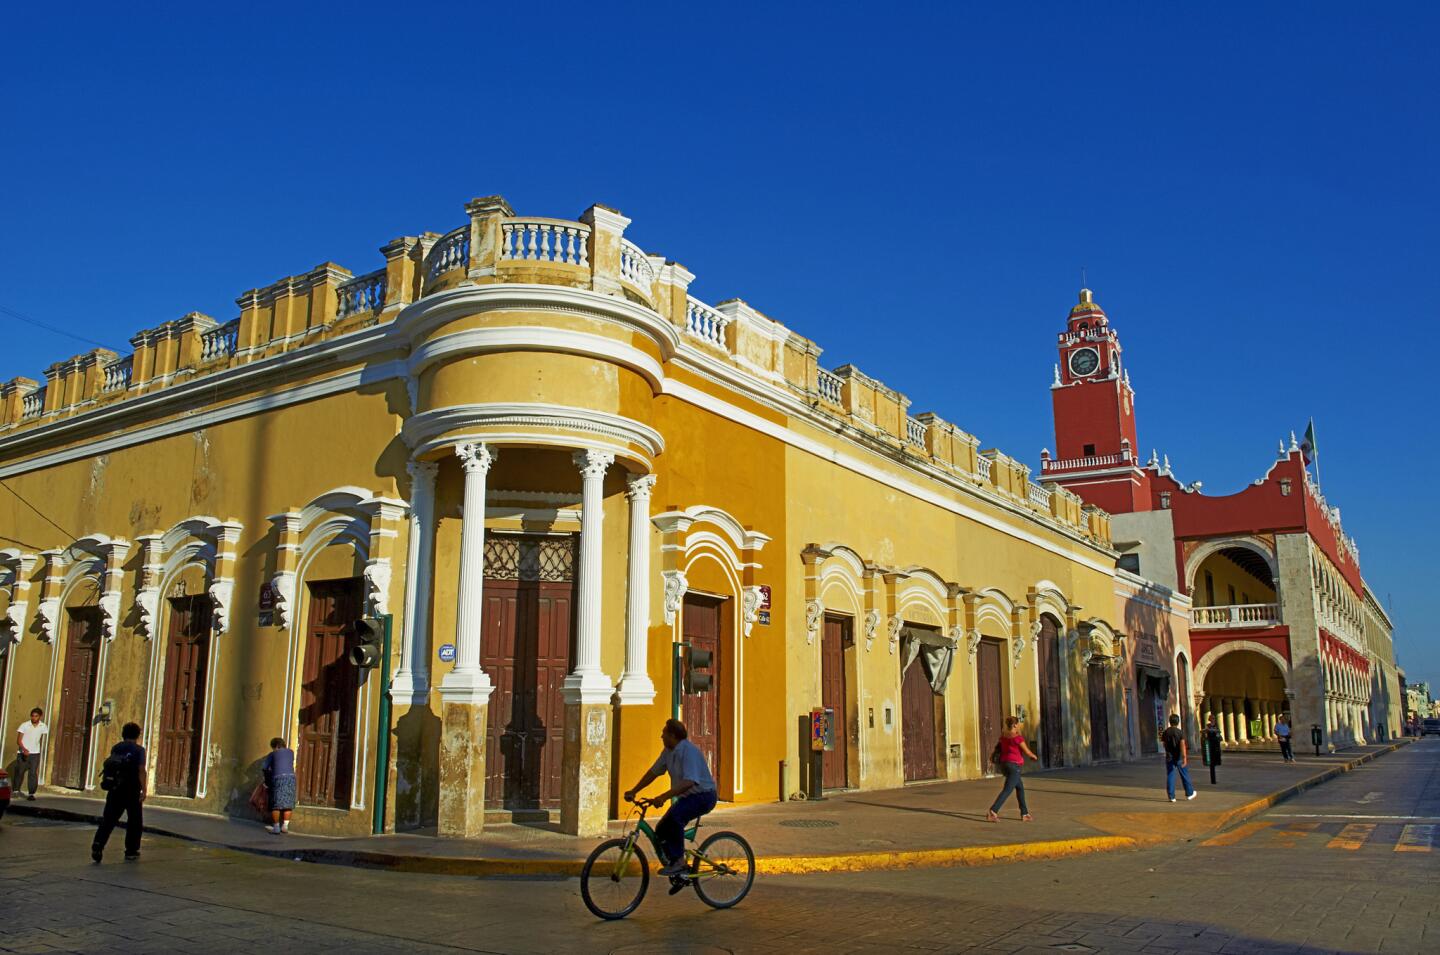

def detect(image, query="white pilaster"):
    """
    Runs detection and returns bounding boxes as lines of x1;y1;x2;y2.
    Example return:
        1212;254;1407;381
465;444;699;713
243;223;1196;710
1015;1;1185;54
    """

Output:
564;449;615;705
438;442;496;705
392;459;439;705
616;473;657;705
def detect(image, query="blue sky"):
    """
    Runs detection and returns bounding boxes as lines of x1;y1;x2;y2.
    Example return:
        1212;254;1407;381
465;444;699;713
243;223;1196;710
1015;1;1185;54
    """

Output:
3;3;1436;688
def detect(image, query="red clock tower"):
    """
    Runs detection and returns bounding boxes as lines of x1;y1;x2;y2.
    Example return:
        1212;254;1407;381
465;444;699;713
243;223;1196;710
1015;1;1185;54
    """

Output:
1042;289;1151;513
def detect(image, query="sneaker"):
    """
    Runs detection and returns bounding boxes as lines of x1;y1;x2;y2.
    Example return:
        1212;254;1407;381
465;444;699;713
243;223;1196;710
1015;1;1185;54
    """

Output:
26;794;36;801
268;825;281;834
1169;797;1176;803
91;847;103;863
124;853;140;862
1187;792;1197;800
657;860;687;877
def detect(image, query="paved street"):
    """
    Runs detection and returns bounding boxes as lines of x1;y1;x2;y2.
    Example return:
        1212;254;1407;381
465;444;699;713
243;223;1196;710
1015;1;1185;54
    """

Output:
2;741;1436;954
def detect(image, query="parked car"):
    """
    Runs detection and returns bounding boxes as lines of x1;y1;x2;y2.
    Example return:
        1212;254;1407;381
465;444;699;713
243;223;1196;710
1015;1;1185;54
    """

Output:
1422;718;1440;737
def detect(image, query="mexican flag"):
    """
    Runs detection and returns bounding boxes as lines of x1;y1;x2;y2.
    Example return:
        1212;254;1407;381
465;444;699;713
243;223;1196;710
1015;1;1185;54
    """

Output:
1299;419;1317;463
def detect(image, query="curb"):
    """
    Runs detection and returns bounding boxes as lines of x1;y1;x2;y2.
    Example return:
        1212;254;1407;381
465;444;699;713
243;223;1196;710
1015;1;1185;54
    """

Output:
7;740;1412;877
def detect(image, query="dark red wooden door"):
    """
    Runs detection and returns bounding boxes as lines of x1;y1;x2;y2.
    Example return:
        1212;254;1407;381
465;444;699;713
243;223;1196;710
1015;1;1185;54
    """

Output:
1176;656;1190;740
155;595;212;796
682;594;722;776
1038;615;1063;768
481;535;574;810
296;577;363;808
55;608;102;789
820;615;850;790
1088;662;1111;761
977;638;1004;775
901;650;938;781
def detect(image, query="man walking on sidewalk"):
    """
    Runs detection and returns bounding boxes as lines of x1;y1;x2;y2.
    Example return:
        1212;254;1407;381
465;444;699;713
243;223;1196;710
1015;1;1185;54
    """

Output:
1162;714;1197;803
1276;714;1295;762
92;722;147;863
13;707;47;800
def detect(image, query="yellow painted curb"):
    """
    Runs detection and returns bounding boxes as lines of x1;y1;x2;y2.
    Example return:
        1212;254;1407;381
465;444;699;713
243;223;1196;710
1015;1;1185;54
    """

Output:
753;835;1139;875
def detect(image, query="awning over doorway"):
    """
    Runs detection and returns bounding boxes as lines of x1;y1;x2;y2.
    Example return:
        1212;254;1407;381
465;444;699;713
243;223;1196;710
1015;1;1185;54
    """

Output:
1136;663;1171;697
900;627;957;696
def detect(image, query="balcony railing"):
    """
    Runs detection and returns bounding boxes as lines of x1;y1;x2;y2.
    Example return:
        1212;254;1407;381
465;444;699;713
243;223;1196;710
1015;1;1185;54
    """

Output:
1192;603;1281;629
977;455;994;482
500;218;590;266
337;269;387;317
1042;449;1132;473
905;416;926;448
618;238;655;291
1028;482;1052;510
816;368;843;405
426;226;470;281
684;296;729;348
201;319;240;362
21;387;45;419
102;356;133;393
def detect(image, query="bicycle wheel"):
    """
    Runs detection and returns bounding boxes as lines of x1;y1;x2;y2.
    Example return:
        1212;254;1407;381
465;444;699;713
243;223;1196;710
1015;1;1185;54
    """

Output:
692;830;755;909
580;838;650;920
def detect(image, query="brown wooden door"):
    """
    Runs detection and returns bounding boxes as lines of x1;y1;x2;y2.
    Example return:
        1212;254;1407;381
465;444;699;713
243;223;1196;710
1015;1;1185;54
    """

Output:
1137;677;1159;755
901;650;938;781
55;607;102;789
682;594;722;776
1038;615;1063;768
1176;656;1190;740
977;638;1005;775
155;595;212;796
296;577;363;808
820;615;850;790
1088;662;1111;761
481;535;575;810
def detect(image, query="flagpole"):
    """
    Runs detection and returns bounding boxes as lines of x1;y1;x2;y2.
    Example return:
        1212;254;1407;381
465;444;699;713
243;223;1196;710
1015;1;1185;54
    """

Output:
1310;418;1322;492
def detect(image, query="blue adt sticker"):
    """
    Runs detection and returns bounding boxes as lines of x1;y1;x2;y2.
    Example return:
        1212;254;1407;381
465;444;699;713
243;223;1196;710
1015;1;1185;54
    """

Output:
438;643;457;663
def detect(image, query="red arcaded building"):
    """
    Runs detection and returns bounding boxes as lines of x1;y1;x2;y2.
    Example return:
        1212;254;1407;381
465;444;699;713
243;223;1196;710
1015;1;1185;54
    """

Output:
1042;290;1400;748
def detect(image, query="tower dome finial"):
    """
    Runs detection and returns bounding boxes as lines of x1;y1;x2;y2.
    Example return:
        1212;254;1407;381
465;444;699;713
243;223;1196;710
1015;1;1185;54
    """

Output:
1078;288;1093;305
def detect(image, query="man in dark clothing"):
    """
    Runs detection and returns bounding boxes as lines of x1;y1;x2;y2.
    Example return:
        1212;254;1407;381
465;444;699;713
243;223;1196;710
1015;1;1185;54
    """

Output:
1161;714;1197;803
92;722;147;862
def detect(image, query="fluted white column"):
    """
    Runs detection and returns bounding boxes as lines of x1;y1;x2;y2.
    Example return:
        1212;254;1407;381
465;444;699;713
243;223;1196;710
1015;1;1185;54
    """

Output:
563;449;615;704
616;472;657;705
392;459;439;704
437;442;496;704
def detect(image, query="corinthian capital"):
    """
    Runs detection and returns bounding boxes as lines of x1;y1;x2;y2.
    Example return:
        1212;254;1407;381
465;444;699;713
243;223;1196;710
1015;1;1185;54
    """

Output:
455;442;496;474
574;449;615;480
625;473;657;502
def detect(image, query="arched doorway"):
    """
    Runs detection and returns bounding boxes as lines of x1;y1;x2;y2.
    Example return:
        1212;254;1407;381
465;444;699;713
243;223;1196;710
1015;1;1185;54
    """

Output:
1198;646;1288;746
1037;614;1063;767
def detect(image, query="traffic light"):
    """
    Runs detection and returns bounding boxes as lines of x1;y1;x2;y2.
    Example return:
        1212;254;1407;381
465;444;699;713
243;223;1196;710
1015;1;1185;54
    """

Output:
347;616;385;670
684;646;714;694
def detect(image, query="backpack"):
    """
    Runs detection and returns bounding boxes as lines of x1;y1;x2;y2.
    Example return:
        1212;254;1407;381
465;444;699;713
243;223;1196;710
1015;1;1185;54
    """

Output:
99;749;138;792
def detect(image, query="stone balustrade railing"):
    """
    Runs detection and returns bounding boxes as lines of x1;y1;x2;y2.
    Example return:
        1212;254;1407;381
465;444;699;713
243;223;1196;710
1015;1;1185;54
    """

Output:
500;218;591;266
201;319;240;362
1192;603;1281;628
619;239;655;291
905;416;926;447
337;269;387;317
426;226;471;282
1042;450;1129;473
977;455;994;482
103;356;133;393
1027;482;1052;510
684;297;729;348
21;387;45;419
816;368;843;405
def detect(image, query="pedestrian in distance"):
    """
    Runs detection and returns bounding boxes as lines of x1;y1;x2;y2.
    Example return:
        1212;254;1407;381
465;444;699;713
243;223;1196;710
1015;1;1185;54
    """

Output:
987;716;1038;822
1275;713;1295;762
91;721;147;863
1162;714;1197;803
13;707;47;801
261;737;297;834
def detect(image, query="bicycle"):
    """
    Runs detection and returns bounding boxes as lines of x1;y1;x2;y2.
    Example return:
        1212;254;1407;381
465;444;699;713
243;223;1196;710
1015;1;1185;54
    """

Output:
579;797;755;920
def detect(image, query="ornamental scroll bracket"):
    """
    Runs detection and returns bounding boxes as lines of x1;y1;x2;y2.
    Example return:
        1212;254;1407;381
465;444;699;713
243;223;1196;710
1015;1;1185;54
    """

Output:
863;609;880;653
662;570;688;626
804;599;823;645
966;629;982;662
742;586;763;638
887;614;903;655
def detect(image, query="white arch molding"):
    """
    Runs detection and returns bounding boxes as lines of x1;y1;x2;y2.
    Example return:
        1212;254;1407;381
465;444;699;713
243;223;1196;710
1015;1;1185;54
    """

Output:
1183;536;1281;596
1192;639;1292;694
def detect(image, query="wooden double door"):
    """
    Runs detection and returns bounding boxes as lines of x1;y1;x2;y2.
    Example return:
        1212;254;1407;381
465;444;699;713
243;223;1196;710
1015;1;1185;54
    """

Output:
681;594;723;779
976;638;1005;776
154;595;212;796
820;615;850;790
1038;615;1064;768
1088;661;1111;761
901;628;947;783
482;535;576;811
54;607;103;789
297;577;364;808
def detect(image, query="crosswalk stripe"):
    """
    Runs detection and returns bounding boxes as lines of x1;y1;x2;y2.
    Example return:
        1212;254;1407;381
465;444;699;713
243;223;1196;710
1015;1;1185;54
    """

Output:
1201;821;1273;847
1268;822;1319;848
1326;823;1375;850
1395;825;1434;853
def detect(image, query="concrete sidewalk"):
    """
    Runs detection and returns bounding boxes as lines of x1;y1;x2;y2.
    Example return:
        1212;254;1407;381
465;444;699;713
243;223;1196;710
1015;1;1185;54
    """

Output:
8;739;1410;876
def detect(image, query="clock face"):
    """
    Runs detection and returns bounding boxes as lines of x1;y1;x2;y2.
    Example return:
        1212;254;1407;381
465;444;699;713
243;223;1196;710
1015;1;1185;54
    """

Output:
1069;347;1100;377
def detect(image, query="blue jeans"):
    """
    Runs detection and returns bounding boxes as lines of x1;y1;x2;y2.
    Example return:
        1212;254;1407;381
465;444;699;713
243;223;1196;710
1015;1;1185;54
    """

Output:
989;762;1029;815
1166;758;1195;799
656;789;717;866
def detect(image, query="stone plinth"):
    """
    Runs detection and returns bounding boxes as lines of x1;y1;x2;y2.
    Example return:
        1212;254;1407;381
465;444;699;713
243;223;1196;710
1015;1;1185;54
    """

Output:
437;699;488;838
560;703;613;837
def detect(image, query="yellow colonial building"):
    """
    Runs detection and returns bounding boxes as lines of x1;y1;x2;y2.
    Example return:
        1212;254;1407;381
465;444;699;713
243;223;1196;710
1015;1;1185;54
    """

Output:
0;194;1126;839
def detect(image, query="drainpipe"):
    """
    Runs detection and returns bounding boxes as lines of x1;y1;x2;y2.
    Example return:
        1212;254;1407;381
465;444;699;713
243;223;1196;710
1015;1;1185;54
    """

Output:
372;613;394;835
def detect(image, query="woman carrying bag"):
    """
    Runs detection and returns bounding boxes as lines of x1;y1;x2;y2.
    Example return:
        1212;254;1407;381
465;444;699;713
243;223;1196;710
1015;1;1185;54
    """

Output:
986;716;1038;822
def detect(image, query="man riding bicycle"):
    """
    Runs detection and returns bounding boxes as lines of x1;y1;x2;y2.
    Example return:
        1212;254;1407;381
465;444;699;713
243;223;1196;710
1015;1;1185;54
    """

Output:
623;718;717;876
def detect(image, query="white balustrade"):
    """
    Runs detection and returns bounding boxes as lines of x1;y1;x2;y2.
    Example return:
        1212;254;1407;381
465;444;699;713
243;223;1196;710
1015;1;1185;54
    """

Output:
1042;451;1125;472
906;416;927;448
500;218;590;266
200;320;239;361
21;387;45;419
816;368;843;405
1192;603;1281;628
977;455;994;482
426;227;471;280
684;297;730;349
102;356;133;393
337;269;387;316
618;239;655;290
1028;482;1053;510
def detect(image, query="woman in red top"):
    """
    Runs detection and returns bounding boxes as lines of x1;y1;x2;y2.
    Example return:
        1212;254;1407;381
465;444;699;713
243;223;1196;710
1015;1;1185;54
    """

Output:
986;716;1038;822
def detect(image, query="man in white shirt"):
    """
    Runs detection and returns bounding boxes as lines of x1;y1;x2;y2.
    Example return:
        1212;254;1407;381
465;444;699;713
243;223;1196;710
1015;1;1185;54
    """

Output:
15;708;48;800
624;718;718;876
